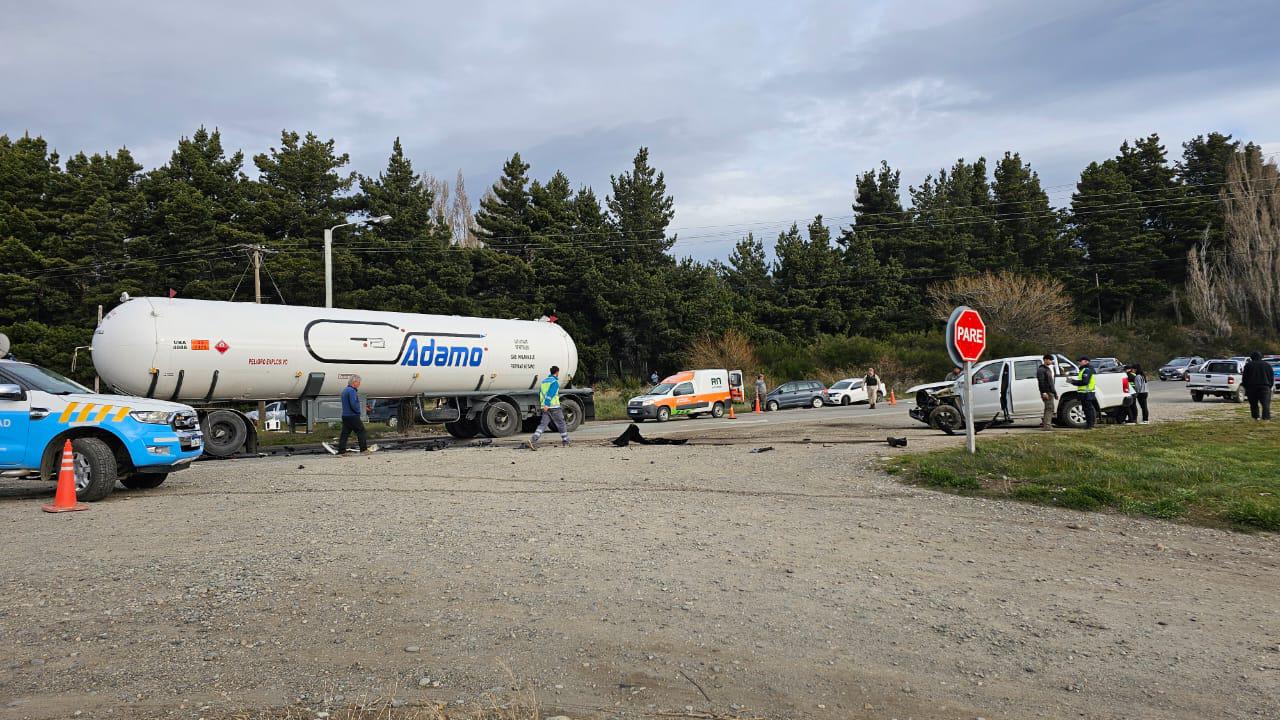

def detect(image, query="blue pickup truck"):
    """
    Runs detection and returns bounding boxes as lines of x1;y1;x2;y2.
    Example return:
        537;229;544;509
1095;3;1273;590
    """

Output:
0;358;204;501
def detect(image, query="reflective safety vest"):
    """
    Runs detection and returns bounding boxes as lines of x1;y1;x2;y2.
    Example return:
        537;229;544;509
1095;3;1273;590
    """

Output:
1076;367;1096;393
539;376;561;407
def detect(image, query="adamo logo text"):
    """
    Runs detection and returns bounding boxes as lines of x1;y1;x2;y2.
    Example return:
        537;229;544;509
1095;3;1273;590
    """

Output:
400;337;484;368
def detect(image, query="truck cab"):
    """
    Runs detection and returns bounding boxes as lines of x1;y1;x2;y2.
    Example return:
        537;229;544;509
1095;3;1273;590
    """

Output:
627;369;742;422
0;359;203;501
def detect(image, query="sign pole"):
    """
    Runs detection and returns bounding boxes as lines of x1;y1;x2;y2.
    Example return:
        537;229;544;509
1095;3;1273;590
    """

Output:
963;360;975;454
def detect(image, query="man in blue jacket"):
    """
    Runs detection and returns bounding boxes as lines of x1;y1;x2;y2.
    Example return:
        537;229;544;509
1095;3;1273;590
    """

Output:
527;365;569;449
324;375;378;455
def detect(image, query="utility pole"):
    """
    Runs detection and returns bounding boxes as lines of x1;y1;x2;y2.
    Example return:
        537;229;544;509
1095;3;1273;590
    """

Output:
1095;273;1102;326
236;244;276;429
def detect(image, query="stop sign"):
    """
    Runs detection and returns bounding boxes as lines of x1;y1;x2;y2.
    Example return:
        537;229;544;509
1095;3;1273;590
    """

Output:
950;307;986;363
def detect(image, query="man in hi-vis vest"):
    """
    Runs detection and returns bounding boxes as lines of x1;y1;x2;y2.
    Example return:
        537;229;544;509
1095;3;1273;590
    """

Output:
526;365;570;449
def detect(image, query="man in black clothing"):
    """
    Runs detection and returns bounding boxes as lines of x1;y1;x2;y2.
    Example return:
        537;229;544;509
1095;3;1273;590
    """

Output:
1242;351;1273;421
1036;354;1057;430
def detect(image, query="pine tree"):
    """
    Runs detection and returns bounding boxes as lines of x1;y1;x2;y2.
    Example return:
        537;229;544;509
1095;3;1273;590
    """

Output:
1176;132;1241;254
607;147;675;265
1072;160;1163;321
474;153;533;254
991;152;1070;273
349;138;457;312
250;130;357;307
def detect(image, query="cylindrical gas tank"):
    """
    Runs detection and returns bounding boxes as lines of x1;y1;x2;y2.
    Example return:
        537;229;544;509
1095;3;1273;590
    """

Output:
92;298;578;402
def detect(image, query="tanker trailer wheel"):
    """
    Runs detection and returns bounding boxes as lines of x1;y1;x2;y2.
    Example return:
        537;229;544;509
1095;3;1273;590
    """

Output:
561;397;584;432
444;418;480;439
480;400;521;438
121;473;167;490
201;410;247;457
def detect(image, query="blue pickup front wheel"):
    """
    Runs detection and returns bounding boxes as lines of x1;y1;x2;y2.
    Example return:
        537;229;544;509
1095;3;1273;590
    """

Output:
66;437;117;502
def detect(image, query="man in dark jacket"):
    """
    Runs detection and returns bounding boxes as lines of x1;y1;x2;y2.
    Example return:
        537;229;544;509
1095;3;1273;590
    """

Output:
324;375;377;454
1036;354;1057;430
1242;351;1273;421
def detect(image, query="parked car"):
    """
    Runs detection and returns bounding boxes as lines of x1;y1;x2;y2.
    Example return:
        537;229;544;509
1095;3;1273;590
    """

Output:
366;398;403;426
1186;358;1246;402
245;401;289;425
1157;356;1204;381
1264;356;1280;390
824;377;885;406
764;380;826;411
1090;357;1125;374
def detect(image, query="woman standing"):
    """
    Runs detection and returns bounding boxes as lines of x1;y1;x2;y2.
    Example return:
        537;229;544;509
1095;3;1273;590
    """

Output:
1128;364;1150;424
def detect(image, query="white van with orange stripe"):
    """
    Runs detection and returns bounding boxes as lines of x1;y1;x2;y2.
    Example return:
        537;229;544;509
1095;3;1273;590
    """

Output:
626;369;743;422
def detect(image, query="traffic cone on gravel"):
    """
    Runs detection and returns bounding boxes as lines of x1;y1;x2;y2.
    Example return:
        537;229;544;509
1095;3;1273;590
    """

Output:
889;390;897;406
42;440;88;513
754;397;762;414
727;401;736;419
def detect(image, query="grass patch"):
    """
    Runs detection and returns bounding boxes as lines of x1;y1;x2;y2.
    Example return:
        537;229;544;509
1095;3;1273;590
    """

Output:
891;417;1280;532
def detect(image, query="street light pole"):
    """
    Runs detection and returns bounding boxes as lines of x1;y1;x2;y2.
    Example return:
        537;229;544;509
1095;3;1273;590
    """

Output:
324;215;391;308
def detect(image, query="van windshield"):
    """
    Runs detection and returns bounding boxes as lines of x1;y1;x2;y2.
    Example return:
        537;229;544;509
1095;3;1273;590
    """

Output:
648;383;675;395
2;363;93;395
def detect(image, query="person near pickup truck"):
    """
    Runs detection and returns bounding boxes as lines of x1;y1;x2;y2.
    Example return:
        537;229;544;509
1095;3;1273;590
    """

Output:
1242;351;1274;421
1036;354;1057;430
1126;364;1150;424
1065;356;1100;429
863;368;881;409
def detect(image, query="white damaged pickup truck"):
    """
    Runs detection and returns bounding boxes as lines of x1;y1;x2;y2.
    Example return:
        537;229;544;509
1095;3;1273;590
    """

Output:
909;354;1133;433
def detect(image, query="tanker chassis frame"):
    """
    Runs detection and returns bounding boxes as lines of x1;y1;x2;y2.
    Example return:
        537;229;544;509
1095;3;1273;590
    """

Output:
193;388;595;457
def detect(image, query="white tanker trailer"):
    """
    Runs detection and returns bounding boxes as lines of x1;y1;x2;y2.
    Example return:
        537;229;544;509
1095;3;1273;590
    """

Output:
92;297;594;456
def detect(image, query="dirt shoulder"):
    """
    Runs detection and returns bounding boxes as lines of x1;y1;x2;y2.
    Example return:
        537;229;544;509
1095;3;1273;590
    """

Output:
1;395;1275;719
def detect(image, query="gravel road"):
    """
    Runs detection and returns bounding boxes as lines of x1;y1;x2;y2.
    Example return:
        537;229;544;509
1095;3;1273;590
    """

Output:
1;385;1276;719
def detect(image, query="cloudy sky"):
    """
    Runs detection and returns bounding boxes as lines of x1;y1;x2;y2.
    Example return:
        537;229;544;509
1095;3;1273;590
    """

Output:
4;0;1278;260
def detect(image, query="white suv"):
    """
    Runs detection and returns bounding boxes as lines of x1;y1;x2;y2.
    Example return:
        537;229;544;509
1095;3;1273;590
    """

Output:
824;378;884;406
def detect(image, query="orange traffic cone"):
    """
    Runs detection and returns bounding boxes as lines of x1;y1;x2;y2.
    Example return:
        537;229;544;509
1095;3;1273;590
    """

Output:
889;390;897;406
727;401;736;419
42;440;89;513
754;396;762;414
